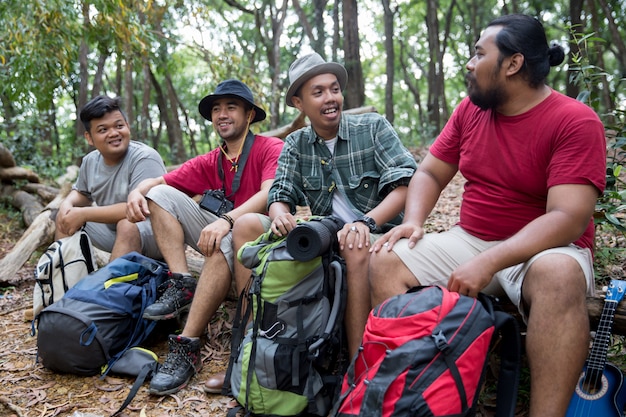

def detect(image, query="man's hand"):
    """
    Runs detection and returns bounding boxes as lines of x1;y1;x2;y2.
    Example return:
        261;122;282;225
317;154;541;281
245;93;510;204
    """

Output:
447;255;497;298
370;222;425;253
126;189;151;223
270;212;297;237
338;222;370;251
197;219;231;256
56;206;86;236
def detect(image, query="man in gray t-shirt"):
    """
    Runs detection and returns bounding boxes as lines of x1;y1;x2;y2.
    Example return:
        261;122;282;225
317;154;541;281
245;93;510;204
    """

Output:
56;96;166;260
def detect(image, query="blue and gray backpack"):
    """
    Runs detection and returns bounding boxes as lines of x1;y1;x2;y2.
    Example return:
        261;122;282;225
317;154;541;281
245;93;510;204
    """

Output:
33;251;169;377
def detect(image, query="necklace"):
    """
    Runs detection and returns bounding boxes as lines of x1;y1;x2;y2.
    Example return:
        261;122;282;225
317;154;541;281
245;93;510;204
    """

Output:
213;112;253;172
219;138;246;172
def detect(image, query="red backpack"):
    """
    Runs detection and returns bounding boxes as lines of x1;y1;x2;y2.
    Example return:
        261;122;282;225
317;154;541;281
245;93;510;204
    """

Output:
331;286;520;417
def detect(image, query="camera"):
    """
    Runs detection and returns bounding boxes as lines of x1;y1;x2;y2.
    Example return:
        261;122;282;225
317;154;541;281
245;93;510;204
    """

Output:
199;189;234;217
286;216;345;261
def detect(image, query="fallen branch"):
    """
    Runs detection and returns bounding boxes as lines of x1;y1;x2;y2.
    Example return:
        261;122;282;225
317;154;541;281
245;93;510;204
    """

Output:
0;188;69;284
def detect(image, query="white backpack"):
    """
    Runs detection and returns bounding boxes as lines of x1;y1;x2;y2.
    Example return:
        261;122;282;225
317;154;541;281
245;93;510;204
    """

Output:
33;230;98;316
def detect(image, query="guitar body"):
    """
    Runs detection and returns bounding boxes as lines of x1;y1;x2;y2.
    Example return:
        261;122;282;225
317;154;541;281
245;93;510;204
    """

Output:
566;280;626;417
565;360;626;417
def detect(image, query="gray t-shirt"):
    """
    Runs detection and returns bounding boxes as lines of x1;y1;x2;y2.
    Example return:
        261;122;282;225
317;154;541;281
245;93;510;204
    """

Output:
74;140;166;206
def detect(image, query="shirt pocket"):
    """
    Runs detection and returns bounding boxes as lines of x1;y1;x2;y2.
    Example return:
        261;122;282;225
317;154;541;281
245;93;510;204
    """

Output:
348;171;380;208
303;176;322;192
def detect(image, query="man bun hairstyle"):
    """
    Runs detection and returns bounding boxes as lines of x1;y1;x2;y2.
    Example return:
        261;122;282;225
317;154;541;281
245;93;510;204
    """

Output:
548;41;566;67
80;95;127;132
488;14;564;88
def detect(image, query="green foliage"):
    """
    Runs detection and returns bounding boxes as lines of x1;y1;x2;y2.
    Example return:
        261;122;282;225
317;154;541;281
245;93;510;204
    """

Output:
567;27;626;279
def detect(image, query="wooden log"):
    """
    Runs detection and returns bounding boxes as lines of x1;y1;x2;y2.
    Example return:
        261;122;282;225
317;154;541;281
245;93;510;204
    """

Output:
262;111;307;139
0;210;56;283
0;142;16;168
587;296;626;336
499;295;626;337
0;186;70;284
12;189;45;227
21;183;61;203
0;166;40;183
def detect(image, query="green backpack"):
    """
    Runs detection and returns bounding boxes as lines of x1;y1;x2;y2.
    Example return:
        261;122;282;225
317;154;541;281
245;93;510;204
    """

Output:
224;216;347;416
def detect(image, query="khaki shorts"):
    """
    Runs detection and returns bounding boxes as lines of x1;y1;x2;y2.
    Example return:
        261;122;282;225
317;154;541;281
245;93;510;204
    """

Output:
147;184;235;272
392;225;595;320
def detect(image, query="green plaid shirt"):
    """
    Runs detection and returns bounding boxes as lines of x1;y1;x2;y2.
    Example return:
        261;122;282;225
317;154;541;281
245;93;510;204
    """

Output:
268;112;417;228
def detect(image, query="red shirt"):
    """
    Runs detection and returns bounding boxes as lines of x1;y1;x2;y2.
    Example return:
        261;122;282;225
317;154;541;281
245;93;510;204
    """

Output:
431;91;606;251
164;135;284;208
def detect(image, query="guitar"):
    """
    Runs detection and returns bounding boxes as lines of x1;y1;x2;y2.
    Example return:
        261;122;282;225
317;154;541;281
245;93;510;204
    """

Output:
566;279;626;417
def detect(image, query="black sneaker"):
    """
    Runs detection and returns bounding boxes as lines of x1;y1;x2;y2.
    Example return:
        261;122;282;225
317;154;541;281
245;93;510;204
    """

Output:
143;273;196;320
149;334;203;395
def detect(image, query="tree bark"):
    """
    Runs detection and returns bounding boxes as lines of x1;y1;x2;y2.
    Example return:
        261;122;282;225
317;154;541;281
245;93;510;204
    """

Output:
0;200;62;284
0;143;16;168
381;0;396;124
11;189;45;227
342;0;365;109
0;166;40;183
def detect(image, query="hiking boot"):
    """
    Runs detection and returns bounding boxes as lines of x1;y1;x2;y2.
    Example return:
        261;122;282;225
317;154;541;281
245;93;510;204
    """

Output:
143;273;196;320
149;334;202;395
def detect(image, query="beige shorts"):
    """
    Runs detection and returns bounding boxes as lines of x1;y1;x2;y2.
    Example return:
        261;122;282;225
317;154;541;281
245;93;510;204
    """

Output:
147;184;236;272
392;225;595;319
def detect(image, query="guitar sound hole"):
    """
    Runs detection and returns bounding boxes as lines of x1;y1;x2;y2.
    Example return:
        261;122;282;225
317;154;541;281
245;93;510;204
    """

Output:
575;373;609;400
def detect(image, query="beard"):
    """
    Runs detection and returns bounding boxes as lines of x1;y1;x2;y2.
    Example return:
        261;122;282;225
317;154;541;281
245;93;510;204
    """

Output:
465;72;507;110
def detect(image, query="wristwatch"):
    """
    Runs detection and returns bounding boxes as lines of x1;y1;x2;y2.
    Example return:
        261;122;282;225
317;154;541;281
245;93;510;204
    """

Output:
356;215;377;233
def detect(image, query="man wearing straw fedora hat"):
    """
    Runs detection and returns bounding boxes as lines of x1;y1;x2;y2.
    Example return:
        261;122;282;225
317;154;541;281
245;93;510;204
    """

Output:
126;79;284;396
233;52;417;361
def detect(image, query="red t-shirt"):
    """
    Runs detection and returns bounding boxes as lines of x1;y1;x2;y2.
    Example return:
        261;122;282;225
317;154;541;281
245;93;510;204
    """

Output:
430;90;606;251
164;135;284;208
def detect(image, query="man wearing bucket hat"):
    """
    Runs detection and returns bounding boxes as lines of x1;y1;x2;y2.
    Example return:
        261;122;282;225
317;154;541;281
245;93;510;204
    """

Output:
126;79;284;395
233;52;417;359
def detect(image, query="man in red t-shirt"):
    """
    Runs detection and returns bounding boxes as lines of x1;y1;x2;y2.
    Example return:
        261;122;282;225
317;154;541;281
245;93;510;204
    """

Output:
127;79;283;396
370;15;605;417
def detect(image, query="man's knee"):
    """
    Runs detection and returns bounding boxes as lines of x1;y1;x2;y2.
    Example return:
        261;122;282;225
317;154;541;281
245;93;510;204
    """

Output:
522;253;588;310
116;218;140;238
369;249;415;304
526;254;586;292
233;214;266;246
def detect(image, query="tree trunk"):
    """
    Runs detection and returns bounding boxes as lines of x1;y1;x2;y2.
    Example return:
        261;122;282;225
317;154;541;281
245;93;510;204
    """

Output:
566;0;583;99
381;0;395;124
76;0;90;144
342;0;365;109
164;73;186;163
425;0;442;131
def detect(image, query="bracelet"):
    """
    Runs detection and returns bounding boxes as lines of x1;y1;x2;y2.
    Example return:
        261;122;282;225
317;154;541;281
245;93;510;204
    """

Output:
220;213;234;229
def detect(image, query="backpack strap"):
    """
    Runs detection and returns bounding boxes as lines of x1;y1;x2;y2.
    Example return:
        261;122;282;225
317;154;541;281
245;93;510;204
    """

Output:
110;361;159;417
222;278;254;397
492;310;521;417
79;228;96;274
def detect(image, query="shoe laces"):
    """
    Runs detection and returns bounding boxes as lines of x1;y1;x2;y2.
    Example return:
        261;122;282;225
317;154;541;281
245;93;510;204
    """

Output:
160;339;198;374
156;279;185;305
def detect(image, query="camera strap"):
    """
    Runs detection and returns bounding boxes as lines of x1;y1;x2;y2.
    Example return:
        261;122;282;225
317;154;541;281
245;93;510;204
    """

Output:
218;131;254;198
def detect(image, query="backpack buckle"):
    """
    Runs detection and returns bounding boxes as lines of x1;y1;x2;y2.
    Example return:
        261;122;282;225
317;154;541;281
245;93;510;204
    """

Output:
432;329;450;353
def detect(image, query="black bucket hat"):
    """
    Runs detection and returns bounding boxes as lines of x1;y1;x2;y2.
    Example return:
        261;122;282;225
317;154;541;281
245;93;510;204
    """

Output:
198;79;267;123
